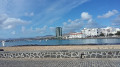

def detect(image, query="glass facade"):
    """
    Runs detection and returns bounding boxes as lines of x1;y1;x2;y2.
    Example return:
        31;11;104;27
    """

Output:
56;27;62;38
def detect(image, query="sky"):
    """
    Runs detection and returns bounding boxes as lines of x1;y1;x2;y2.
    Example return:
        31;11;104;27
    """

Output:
0;0;120;38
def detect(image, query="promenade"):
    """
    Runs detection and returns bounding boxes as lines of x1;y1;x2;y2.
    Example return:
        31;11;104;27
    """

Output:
0;45;120;67
0;58;120;67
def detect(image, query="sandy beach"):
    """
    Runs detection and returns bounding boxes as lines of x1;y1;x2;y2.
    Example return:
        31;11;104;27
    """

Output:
0;45;120;51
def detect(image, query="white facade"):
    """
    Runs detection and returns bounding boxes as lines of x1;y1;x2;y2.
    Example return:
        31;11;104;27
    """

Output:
64;27;120;39
100;27;120;36
69;33;86;38
116;28;120;32
81;27;120;37
81;28;101;37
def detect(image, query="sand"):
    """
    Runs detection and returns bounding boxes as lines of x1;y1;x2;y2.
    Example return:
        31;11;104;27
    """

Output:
0;45;120;51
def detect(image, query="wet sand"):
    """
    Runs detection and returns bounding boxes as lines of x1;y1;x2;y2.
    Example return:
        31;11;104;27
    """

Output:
0;45;120;51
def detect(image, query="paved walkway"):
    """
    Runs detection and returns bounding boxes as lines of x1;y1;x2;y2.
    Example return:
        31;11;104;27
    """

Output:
0;59;120;67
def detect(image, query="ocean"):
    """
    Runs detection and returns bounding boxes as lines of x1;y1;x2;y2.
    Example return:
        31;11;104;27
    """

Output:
0;38;120;47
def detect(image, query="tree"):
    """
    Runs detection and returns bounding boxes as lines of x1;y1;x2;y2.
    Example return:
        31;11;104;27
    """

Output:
100;33;104;36
115;31;120;35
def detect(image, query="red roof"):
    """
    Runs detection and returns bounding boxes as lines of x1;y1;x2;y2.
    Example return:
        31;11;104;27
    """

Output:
70;33;83;35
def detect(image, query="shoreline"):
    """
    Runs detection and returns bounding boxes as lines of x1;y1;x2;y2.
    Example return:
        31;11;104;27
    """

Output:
1;36;120;42
63;37;120;40
12;43;120;46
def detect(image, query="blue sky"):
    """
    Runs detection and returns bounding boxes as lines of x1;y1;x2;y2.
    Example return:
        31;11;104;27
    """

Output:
0;0;120;38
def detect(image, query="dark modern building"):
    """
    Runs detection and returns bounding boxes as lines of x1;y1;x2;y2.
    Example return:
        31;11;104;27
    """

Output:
56;27;62;38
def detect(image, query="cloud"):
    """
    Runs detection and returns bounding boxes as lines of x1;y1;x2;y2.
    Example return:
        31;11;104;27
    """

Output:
21;26;25;32
11;31;16;35
62;12;102;33
85;19;103;28
25;12;34;17
63;19;84;33
34;26;47;34
0;0;90;38
112;15;120;26
49;27;55;32
80;12;101;28
0;14;28;29
98;10;119;18
0;0;25;17
22;26;47;34
31;0;89;26
0;0;89;21
81;12;92;20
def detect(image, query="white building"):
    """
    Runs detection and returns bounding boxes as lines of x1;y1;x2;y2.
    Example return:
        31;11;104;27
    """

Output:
81;27;120;37
116;28;120;32
100;27;120;36
68;33;86;38
64;27;120;39
81;28;101;37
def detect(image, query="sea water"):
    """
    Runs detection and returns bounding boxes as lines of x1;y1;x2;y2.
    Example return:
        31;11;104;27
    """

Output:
0;38;120;47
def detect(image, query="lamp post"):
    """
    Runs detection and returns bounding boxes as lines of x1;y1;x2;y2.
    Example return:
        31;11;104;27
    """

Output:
2;41;5;47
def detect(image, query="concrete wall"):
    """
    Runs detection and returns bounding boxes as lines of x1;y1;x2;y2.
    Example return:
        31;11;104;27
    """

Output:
0;49;120;58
